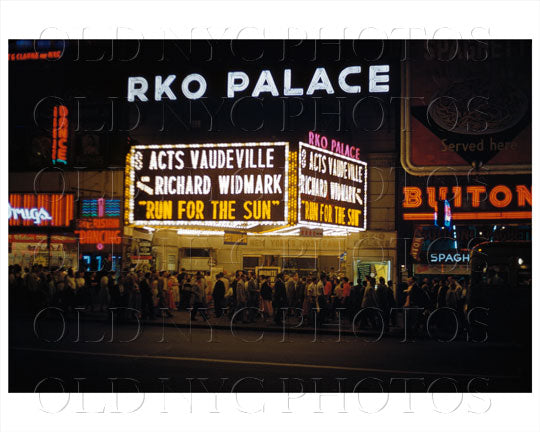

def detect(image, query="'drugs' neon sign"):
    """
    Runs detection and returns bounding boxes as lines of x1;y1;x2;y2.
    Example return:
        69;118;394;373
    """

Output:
8;194;74;227
8;204;52;225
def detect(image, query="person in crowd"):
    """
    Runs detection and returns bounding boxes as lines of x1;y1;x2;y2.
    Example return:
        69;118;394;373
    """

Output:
212;273;226;318
157;271;173;318
140;272;155;320
133;270;143;320
234;271;247;323
196;271;207;303
303;277;316;325
260;275;273;321
167;272;178;311
328;267;336;282
333;277;344;318
403;276;425;335
74;271;86;307
184;275;195;310
98;271;110;312
224;276;235;317
436;279;449;309
375;277;394;329
295;276;306;316
204;271;213;305
273;272;288;326
190;276;208;321
62;268;76;312
446;282;458;309
429;279;440;309
360;277;379;329
246;271;260;323
283;273;293;316
315;273;328;324
108;271;121;309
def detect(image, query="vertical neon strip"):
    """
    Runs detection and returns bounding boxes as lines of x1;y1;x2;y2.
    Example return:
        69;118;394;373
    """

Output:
52;106;58;164
68;195;73;225
98;198;104;217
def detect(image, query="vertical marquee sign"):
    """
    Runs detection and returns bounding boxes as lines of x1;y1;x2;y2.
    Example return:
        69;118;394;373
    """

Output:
52;105;69;165
125;142;289;231
297;132;367;231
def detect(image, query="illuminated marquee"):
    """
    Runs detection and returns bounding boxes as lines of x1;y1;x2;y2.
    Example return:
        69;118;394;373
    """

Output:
52;105;69;165
8;193;74;227
125;142;289;230
297;132;367;231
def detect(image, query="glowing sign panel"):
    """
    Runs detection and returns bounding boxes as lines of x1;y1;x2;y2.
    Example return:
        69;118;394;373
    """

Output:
401;179;532;222
8;204;52;225
127;66;391;101
8;193;74;227
429;252;470;264
52;105;69;165
81;199;121;217
298;134;367;231
126;143;289;228
75;218;122;247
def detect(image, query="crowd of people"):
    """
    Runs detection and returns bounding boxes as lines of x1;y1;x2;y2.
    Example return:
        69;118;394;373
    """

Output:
8;264;471;333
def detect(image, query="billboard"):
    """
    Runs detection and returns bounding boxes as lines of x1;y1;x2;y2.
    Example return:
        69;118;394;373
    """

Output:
297;132;367;231
126;142;289;230
401;40;531;175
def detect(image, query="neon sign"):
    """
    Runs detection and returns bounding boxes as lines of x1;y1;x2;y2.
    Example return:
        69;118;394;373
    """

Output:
52;105;69;165
307;131;361;160
429;252;470;264
81;199;121;217
8;204;52;225
402;183;532;221
127;65;391;101
8;193;74;227
9;50;62;61
75;218;122;247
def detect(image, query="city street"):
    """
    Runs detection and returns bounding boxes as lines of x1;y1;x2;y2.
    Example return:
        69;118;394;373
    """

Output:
10;315;530;392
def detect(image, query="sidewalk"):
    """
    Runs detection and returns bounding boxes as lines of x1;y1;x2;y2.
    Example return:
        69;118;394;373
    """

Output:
62;308;407;339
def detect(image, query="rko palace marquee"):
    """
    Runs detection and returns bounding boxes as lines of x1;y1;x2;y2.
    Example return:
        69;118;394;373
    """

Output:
125;133;367;235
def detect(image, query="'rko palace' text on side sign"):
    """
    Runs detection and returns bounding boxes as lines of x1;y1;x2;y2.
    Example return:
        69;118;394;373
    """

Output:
126;142;289;229
298;132;367;230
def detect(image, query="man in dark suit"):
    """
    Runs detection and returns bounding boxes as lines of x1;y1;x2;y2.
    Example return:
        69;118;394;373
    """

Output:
212;273;226;318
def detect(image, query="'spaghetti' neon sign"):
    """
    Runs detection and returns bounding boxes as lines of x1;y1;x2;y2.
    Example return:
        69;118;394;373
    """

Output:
8;203;53;225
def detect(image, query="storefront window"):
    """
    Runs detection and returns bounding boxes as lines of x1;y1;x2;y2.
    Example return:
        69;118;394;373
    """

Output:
354;260;391;285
